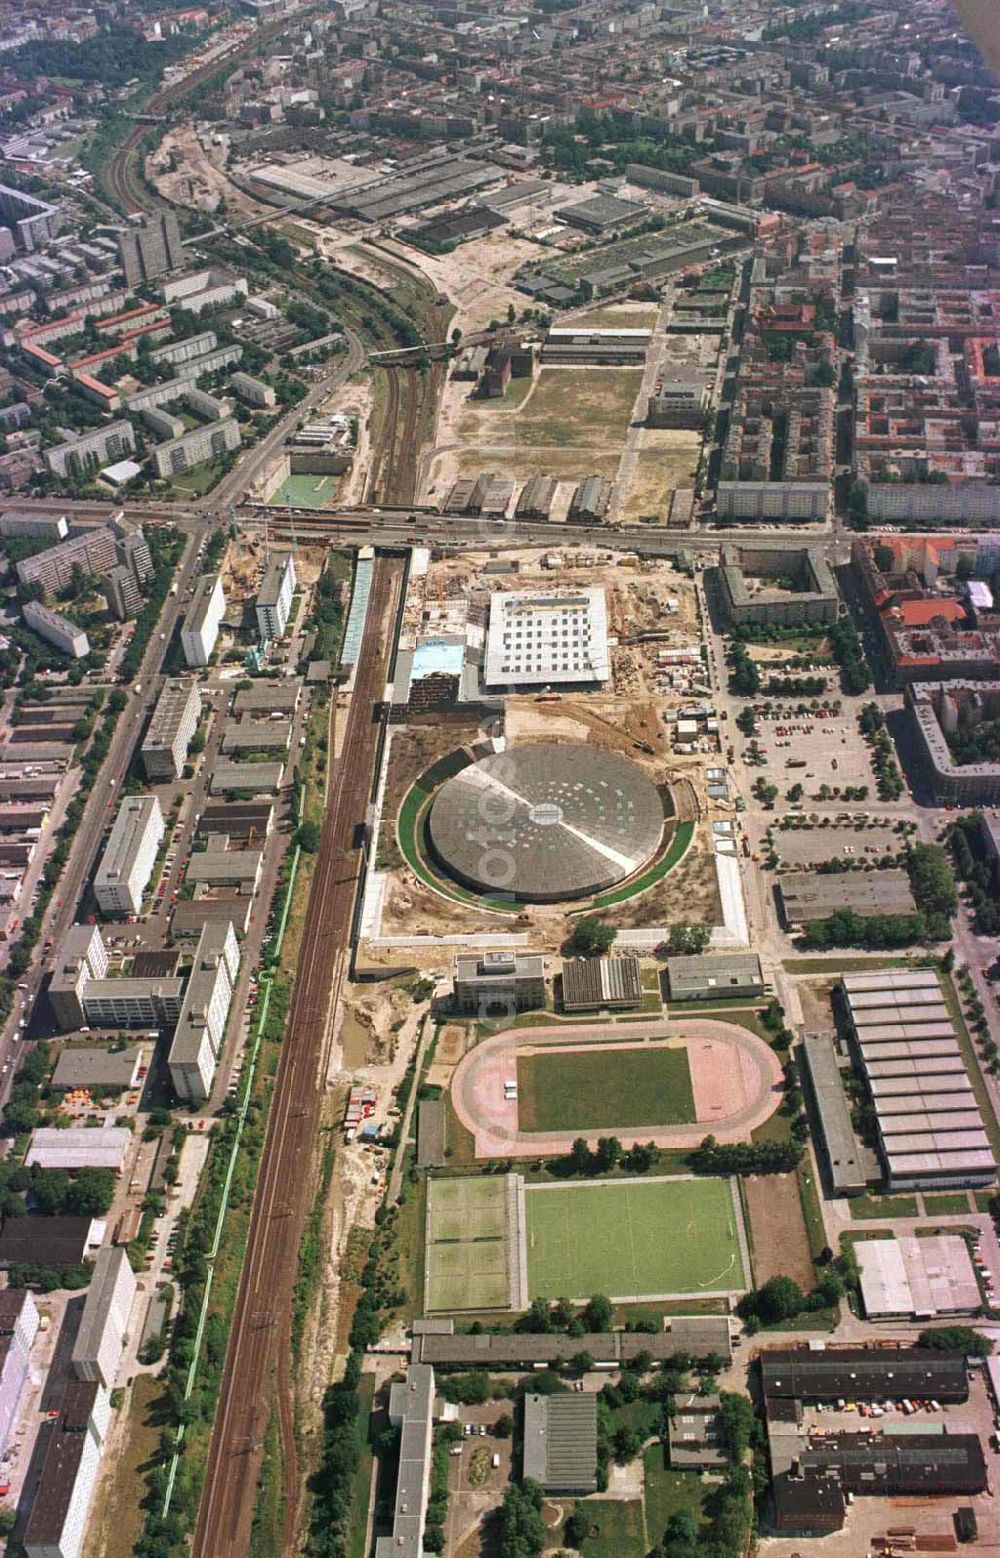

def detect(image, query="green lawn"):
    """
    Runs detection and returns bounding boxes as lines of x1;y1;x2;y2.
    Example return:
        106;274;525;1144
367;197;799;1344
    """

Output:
922;1193;973;1216
517;1045;695;1133
571;1498;645;1558
348;1374;375;1558
643;1448;706;1546
849;1193;919;1221
525;1176;747;1301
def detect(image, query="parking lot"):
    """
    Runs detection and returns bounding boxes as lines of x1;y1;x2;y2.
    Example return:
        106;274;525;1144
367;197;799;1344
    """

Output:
750;710;876;793
772;820;903;868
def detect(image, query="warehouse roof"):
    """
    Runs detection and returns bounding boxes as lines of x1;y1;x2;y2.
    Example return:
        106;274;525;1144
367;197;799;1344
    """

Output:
233;682;301;714
562;954;642;1010
0;1214;99;1267
26;1126;130;1172
857;1235;981;1319
778;869;915;923
761;1348;969;1402
210;760;283;794
523;1392;598;1492
186;849;262;885
665;951;763;999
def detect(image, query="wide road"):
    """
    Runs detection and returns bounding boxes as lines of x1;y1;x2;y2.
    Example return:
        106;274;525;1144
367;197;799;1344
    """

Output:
192;552;404;1558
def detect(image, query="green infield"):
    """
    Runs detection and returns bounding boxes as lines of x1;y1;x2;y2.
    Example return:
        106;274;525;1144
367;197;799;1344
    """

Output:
525;1176;747;1301
517;1044;695;1133
424;1175;515;1312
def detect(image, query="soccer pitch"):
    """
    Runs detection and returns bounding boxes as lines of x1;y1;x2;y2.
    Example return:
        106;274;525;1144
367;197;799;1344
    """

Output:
524;1176;748;1301
517;1043;695;1133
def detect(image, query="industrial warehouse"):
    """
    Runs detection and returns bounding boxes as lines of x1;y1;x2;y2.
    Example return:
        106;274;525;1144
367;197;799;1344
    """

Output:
805;970;996;1195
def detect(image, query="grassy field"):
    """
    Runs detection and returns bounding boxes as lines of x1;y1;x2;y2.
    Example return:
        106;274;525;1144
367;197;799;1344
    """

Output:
514;367;642;447
591;820;694;908
572;1498;645;1558
643;1449;707;1548
348;1374;376;1558
849;1193;920;1221
424;1175;513;1311
517;1044;695;1132
525;1176;746;1300
922;1192;974;1216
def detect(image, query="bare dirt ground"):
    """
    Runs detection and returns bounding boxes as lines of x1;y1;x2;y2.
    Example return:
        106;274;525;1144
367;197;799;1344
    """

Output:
602;816;721;931
148;122;269;220
620;433;701;524
376;231;551;334
743;1172;815;1289
425;365;641;501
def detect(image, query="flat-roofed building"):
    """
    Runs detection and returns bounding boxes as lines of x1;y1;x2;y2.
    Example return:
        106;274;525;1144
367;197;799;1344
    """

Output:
51;1046;145;1092
71;1246;136;1391
23;1380;111;1558
255;551;296;641
778;869;916;928
185;847;262;892
453;952;546;1016
171;892;253;937
25;1127;130;1173
523;1391;598;1494
94;794;164;917
857;1235;981;1321
210;759;284;795
374;1364;435;1558
181;573;226;667
411;1315;732;1368
22;601;89;659
667;1394;727;1468
485;588;610;689
220;719;291;755
82;977;185;1030
48;924;108;1031
561;954;642;1011
141;678;201;782
233;682;301;716
167;921;240;1103
665;951;764;1002
0;1216;100;1269
840;969;996;1189
802;1033;868;1195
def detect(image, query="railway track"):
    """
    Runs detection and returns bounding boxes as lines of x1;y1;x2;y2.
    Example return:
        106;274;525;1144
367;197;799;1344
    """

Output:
191;554;404;1558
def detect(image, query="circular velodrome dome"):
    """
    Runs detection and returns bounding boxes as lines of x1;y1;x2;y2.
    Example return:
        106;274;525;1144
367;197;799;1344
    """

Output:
427;742;665;902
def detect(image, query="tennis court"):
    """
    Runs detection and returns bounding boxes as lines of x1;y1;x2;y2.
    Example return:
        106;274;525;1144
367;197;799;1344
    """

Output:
525;1176;748;1301
424;1175;516;1312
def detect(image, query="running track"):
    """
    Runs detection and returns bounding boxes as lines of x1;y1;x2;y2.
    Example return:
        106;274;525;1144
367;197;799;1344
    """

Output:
451;1019;784;1159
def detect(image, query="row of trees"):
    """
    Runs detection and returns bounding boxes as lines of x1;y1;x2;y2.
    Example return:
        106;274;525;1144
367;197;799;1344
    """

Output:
829;615;872;695
948;813;1000;936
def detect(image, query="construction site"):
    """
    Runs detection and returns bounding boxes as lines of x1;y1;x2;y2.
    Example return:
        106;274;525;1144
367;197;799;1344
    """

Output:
358;542;725;957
